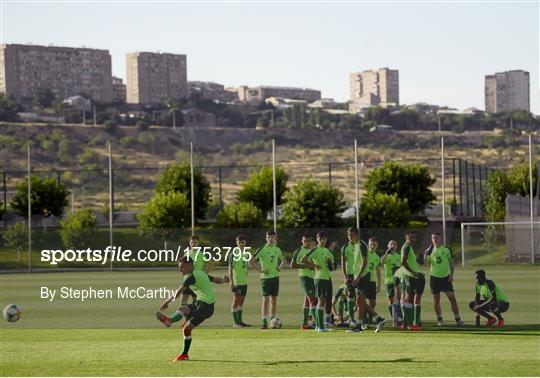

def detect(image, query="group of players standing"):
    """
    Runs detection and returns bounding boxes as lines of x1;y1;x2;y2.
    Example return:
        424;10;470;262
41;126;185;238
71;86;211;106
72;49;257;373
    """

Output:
155;228;510;361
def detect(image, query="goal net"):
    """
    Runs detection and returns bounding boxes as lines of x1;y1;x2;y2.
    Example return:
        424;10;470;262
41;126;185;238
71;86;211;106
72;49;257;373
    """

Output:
460;221;540;266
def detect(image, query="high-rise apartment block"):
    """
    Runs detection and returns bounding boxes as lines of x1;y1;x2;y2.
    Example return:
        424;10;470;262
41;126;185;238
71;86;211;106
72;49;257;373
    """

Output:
485;70;530;113
349;67;399;113
0;43;112;102
112;76;126;102
126;52;188;104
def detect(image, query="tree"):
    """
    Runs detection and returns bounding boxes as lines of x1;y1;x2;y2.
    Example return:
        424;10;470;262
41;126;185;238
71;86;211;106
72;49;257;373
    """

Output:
3;222;28;262
137;191;191;241
364;162;436;214
34;88;55;108
136;119;150;131
282;178;345;228
59;209;97;249
237;166;288;215
215;201;266;228
359;193;411;228
0;94;22;122
103;119;118;133
155;163;211;219
10;176;69;218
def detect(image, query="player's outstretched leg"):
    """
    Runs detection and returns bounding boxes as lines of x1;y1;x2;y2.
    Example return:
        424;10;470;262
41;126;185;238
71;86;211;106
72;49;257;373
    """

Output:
174;323;194;362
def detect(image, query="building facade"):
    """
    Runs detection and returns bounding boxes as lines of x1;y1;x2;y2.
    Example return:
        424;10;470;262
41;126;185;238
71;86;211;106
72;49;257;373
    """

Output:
188;81;237;102
237;85;321;103
112;76;126;102
126;52;188;104
0;43;113;103
349;67;399;113
485;70;530;113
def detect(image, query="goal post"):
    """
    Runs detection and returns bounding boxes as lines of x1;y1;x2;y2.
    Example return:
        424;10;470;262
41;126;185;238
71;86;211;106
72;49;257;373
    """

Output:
460;221;540;267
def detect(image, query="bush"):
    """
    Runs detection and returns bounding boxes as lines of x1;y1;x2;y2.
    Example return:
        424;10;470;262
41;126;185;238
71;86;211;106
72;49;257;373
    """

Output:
237;166;288;215
0;94;22;122
215;202;266;228
137;191;191;241
136;120;150;131
59;209;97;249
103;119;118;133
359;193;411;228
483;170;513;222
282;178;345;228
3;222;28;262
155;163;211;220
10;176;69;218
364;161;436;214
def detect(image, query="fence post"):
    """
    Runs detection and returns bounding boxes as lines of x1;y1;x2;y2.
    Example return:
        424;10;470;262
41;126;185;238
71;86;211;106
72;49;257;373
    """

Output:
458;158;463;216
56;171;61;186
218;166;223;209
3;172;6;228
472;163;477;217
452;158;456;210
465;160;470;216
479;165;483;216
328;163;332;184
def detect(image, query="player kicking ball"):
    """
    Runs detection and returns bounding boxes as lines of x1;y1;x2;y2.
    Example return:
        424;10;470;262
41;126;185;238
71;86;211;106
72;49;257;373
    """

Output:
156;256;229;361
469;269;510;327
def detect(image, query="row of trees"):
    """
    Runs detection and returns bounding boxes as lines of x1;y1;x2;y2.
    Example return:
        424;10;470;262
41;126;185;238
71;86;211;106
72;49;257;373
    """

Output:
2;161;437;250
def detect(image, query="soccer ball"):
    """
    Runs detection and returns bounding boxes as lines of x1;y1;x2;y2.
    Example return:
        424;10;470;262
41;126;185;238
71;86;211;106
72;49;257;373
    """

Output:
269;317;282;329
3;304;22;322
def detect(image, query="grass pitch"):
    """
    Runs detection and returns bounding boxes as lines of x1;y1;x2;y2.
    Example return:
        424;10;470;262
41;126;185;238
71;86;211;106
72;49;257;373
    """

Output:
1;267;539;376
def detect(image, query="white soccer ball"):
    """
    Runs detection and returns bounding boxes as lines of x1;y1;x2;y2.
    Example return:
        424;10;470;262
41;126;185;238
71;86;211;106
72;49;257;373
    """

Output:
269;317;282;329
3;304;22;322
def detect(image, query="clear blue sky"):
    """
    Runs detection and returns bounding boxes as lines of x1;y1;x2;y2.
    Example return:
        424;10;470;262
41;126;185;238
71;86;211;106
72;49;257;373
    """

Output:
2;1;538;112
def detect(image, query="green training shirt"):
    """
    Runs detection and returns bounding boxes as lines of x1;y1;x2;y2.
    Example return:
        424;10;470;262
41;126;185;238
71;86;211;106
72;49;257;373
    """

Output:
341;242;357;276
182;269;215;304
185;247;205;271
228;250;249;286
383;252;401;284
427;245;453;278
401;243;420;276
253;244;284;279
361;249;381;281
306;246;334;280
352;241;369;277
476;280;509;302
291;246;315;279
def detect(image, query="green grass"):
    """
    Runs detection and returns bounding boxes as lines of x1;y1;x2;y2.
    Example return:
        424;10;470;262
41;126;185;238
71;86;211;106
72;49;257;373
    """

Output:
1;267;539;376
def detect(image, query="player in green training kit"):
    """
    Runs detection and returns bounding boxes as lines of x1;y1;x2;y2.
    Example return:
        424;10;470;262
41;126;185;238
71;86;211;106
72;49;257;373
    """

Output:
228;234;251;328
341;227;363;328
182;235;203;306
381;240;402;326
424;232;464;326
358;237;382;329
301;231;335;333
469;269;509;327
332;283;351;327
399;231;425;331
156;256;229;361
250;230;287;329
349;236;386;333
291;234;317;330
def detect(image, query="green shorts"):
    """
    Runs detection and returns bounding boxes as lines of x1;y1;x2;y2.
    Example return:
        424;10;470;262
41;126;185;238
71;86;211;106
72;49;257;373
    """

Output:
315;278;332;298
232;285;248;297
299;276;315;297
386;283;396;298
403;273;425;295
430;275;454;294
185;301;215;326
261;277;279;297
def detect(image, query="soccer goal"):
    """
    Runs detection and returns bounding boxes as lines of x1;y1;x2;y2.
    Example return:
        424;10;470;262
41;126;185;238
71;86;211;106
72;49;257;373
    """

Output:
460;221;540;267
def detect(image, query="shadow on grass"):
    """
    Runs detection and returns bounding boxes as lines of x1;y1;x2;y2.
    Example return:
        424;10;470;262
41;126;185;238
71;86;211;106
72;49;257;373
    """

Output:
193;358;433;365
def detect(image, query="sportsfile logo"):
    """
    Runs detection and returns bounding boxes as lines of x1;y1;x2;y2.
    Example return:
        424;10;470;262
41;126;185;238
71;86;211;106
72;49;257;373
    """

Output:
40;246;252;265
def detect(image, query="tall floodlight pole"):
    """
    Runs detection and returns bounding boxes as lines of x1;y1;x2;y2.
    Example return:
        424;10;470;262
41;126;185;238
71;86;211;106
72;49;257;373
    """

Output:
441;137;447;244
190;142;195;236
529;133;535;264
354;139;360;231
272;139;277;234
108;142;113;271
27;145;32;273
